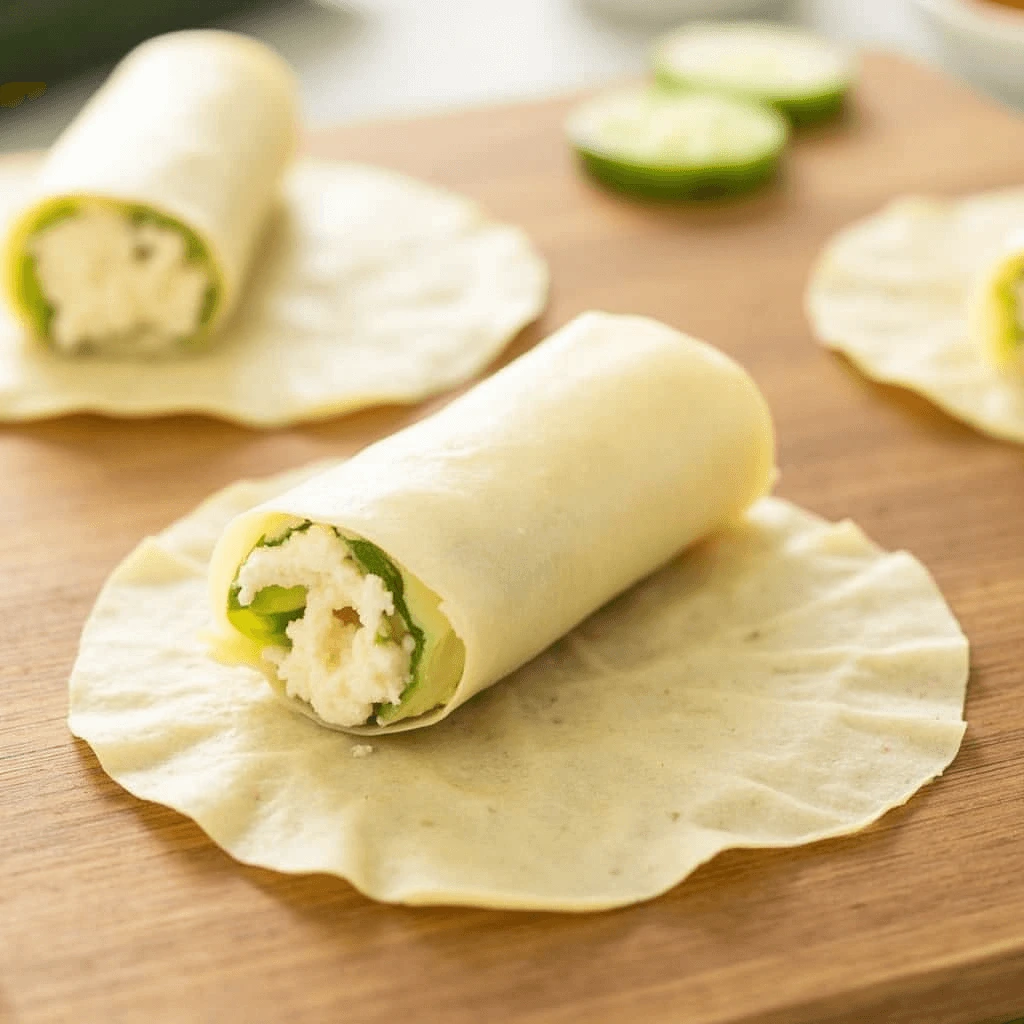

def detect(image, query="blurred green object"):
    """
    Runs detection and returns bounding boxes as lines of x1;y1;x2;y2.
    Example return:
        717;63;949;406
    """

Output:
566;85;789;200
652;22;854;127
0;0;274;82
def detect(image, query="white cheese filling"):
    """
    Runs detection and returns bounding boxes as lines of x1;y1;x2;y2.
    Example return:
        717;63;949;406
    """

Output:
235;525;415;727
28;205;211;356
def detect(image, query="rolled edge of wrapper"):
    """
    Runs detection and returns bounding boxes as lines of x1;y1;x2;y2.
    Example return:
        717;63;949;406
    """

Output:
2;30;299;352
968;234;1024;375
207;311;777;735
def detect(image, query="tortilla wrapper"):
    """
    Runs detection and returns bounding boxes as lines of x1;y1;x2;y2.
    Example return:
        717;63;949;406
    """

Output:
3;29;298;347
208;311;777;732
806;189;1024;442
69;461;968;910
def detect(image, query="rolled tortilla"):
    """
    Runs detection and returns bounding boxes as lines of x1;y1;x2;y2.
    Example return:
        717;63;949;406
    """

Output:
3;30;298;356
208;311;776;733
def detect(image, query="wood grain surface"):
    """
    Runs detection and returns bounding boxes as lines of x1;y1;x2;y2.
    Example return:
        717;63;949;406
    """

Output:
4;53;1024;1024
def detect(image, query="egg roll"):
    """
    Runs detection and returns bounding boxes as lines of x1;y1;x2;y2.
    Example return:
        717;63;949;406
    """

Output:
3;30;298;356
208;311;776;733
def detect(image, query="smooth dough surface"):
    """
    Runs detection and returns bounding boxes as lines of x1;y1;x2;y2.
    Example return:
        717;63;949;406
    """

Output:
807;189;1024;442
209;311;776;733
0;155;547;426
69;462;968;911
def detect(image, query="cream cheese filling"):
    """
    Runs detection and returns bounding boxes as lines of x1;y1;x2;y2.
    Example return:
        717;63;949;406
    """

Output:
235;525;414;727
28;205;210;355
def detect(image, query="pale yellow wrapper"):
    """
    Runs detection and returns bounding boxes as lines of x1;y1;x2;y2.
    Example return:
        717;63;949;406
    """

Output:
208;312;777;732
807;189;1024;442
0;155;548;424
966;231;1024;374
69;461;968;910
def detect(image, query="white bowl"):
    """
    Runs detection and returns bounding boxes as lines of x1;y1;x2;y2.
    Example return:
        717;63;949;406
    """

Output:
913;0;1024;107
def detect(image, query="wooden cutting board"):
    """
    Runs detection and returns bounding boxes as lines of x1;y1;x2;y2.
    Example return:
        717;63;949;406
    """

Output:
4;53;1024;1024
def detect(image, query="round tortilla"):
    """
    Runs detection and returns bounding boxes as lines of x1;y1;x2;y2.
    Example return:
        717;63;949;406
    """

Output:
807;189;1024;442
68;462;968;911
0;155;547;426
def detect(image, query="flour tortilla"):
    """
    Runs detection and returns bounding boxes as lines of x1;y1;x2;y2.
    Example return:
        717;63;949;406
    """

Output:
68;463;968;911
807;189;1024;442
0;155;547;426
208;312;777;732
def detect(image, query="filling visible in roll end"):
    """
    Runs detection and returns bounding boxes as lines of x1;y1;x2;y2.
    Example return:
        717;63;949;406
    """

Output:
227;523;465;728
969;241;1024;375
13;200;218;357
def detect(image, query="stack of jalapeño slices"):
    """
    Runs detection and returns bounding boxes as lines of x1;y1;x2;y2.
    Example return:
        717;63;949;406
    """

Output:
567;23;854;200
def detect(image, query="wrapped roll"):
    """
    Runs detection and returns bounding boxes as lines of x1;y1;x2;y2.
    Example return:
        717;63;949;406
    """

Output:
969;232;1024;374
208;311;776;733
3;30;298;357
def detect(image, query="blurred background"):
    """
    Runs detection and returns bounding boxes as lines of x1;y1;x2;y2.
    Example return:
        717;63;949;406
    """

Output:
2;0;1023;152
